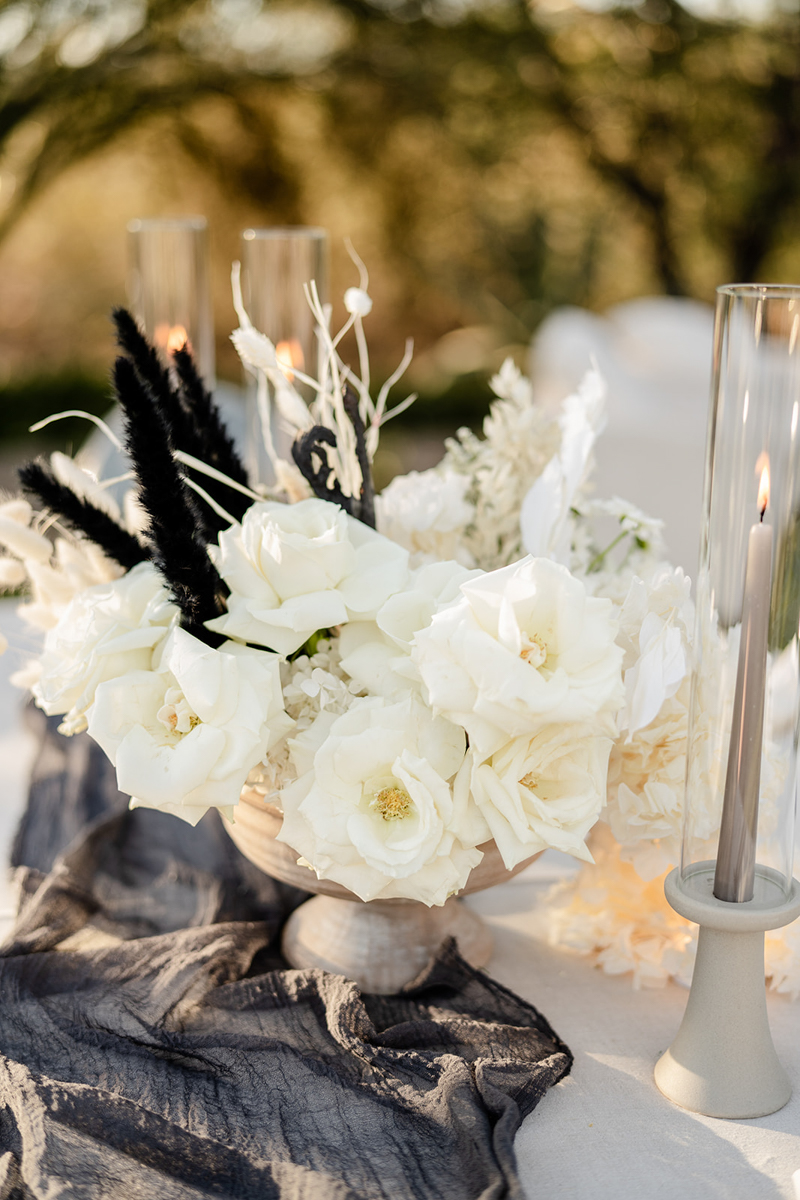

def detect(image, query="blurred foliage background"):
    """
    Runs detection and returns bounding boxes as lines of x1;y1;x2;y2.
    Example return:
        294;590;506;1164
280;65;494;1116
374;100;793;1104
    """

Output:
0;0;797;459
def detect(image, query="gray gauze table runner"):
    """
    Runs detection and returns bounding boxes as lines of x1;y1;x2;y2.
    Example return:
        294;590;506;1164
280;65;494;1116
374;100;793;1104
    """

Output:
0;710;572;1199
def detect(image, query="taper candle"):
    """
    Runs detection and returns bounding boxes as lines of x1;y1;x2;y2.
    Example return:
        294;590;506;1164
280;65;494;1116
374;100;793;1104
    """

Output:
714;457;773;903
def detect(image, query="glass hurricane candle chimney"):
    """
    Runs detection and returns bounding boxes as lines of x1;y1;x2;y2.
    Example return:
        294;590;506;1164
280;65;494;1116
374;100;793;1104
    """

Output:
683;285;800;903
239;227;328;483
127;217;215;384
655;284;800;1119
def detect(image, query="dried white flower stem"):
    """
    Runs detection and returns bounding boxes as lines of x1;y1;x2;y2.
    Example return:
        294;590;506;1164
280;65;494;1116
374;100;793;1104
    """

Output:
29;411;123;451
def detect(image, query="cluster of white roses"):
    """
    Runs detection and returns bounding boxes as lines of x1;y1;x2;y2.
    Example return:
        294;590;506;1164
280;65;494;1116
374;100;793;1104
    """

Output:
5;483;625;907
0;285;717;918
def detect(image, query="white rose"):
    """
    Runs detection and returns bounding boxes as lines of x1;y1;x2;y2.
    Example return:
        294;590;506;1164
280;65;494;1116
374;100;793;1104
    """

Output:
471;725;613;870
205;498;409;655
376;468;475;568
87;626;293;824
277;695;483;905
339;559;479;699
33;561;179;734
412;556;624;758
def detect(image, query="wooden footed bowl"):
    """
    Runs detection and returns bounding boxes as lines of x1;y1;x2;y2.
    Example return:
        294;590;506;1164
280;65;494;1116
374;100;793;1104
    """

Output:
224;786;541;994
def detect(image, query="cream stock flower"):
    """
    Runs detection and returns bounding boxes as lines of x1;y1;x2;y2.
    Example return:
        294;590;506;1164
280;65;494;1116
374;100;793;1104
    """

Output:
277;695;483;905
471;724;613;870
33;561;179;734
412;556;624;758
205;498;409;655
87;626;292;824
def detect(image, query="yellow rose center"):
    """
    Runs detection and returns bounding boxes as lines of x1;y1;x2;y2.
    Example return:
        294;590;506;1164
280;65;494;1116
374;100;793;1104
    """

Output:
370;784;413;822
519;771;539;793
520;632;547;669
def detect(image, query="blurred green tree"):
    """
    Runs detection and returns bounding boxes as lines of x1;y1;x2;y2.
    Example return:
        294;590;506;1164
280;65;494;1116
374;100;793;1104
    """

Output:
0;0;796;334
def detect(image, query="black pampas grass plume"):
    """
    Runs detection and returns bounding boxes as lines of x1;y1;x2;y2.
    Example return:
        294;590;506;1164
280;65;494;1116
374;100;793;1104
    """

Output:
172;344;251;520
112;308;249;532
112;307;194;445
19;460;147;571
113;355;226;644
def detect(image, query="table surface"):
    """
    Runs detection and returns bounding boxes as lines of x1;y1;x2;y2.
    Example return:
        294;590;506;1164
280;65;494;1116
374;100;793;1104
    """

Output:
0;599;798;1199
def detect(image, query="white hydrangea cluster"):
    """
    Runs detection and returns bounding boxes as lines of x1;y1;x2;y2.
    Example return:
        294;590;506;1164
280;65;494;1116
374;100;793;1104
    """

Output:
246;636;366;800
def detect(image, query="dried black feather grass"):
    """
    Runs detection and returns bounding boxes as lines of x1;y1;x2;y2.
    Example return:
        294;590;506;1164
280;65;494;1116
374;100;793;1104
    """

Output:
112;308;251;532
112;308;195;445
114;355;226;644
18;461;147;571
172;345;252;521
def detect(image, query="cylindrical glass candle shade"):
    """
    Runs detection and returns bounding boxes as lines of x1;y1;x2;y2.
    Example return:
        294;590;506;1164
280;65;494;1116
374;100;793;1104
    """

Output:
127;217;215;384
240;227;328;393
240;227;328;482
682;285;800;904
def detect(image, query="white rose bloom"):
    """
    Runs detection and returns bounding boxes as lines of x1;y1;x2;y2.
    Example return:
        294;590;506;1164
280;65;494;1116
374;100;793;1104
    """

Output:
471;725;613;869
205;498;409;655
378;560;480;649
337;621;403;699
376;469;475;567
339;560;479;698
412;556;624;758
277;695;483;905
87;626;293;824
33;562;179;734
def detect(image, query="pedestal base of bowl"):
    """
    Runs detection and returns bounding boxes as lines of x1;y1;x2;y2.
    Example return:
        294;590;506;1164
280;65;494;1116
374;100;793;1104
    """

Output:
282;891;492;994
226;788;541;995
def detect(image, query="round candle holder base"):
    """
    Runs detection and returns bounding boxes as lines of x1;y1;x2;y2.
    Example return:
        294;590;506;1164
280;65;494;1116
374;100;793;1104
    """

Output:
654;864;800;1119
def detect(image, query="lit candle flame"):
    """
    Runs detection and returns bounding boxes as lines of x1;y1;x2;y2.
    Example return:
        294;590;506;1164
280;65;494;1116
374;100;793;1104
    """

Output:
154;323;190;355
275;338;304;383
756;451;770;517
167;324;189;353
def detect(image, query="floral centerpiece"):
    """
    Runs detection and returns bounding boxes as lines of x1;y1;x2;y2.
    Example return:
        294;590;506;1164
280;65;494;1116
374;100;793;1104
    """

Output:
3;253;796;991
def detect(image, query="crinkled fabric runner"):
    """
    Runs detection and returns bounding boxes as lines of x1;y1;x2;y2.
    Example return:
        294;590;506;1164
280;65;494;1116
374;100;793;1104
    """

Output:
0;712;572;1199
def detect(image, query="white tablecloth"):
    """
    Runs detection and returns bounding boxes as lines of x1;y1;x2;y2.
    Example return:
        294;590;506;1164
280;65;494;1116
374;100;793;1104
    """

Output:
0;598;798;1198
467;880;800;1199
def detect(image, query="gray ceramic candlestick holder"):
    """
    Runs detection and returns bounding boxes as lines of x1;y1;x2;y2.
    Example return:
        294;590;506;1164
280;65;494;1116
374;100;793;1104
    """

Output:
655;863;800;1118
